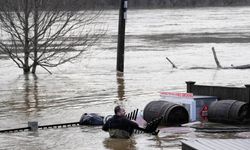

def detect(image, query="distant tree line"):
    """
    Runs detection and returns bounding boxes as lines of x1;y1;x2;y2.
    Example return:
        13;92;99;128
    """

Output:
1;0;250;10
56;0;250;9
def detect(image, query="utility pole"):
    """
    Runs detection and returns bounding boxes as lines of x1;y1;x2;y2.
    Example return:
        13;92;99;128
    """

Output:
116;0;128;72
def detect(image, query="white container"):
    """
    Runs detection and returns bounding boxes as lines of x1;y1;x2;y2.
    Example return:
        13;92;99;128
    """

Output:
159;92;217;122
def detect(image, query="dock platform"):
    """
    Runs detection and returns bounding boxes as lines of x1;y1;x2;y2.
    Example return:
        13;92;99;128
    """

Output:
190;122;250;133
182;139;250;150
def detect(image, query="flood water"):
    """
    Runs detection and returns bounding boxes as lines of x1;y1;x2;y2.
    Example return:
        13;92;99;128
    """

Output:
1;6;250;150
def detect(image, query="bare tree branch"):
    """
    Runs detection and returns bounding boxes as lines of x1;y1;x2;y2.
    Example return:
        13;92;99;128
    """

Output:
166;57;177;69
0;0;105;74
165;47;250;70
211;47;222;69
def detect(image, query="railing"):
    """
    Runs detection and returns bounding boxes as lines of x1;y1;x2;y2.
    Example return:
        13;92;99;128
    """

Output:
186;81;250;103
0;122;80;133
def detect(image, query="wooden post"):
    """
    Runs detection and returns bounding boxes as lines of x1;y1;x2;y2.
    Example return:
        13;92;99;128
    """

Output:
116;0;128;72
28;121;38;131
117;72;125;101
245;84;250;118
186;81;196;93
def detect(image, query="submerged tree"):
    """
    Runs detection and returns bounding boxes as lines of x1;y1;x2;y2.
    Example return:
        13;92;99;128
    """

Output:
166;47;250;70
0;0;104;74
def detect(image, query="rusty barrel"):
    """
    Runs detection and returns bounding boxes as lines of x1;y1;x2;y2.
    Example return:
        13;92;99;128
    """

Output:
208;100;248;123
143;100;189;126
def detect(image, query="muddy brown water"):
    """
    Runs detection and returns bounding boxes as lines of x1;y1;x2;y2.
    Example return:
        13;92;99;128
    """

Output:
1;7;250;150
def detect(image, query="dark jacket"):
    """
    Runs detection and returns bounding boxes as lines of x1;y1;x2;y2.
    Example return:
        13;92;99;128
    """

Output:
102;115;139;135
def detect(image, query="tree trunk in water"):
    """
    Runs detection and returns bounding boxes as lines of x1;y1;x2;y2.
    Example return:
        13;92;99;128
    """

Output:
23;65;30;74
32;63;37;74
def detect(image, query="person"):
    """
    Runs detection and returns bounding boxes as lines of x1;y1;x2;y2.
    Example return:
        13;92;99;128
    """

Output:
102;106;140;138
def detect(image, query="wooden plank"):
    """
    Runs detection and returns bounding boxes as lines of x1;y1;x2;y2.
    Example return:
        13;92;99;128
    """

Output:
200;139;227;150
245;139;250;144
197;139;228;150
220;139;243;150
182;139;250;150
202;139;241;150
182;140;213;150
219;139;244;150
225;139;250;150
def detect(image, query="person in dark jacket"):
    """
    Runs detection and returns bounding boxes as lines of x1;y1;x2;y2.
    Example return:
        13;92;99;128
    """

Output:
102;106;140;138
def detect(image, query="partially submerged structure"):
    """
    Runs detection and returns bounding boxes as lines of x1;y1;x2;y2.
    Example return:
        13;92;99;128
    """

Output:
145;81;250;126
186;81;250;123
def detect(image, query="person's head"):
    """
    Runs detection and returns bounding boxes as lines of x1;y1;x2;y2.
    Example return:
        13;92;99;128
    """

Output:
114;105;126;116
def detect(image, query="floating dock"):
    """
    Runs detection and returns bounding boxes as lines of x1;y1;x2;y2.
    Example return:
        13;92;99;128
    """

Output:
182;139;250;150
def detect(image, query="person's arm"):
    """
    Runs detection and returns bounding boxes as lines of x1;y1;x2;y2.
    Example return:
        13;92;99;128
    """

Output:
102;119;110;131
125;119;153;133
125;119;139;129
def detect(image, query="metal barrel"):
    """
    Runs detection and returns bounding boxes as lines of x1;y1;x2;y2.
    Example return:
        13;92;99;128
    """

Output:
143;100;189;126
208;100;248;123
